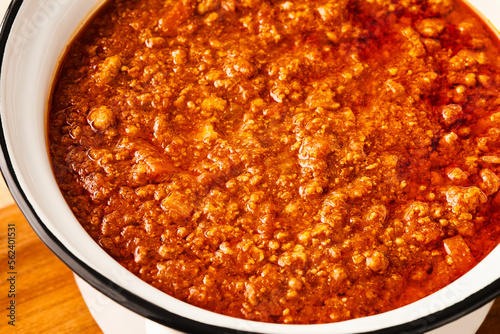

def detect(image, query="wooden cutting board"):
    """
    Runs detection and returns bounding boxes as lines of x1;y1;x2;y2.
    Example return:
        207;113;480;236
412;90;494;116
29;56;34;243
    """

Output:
0;177;498;334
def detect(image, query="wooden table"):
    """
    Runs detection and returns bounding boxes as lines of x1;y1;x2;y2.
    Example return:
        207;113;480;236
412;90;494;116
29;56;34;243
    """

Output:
0;178;102;334
0;176;499;334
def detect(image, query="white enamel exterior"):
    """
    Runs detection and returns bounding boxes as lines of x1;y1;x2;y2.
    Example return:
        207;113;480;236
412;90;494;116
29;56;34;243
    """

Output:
1;0;499;333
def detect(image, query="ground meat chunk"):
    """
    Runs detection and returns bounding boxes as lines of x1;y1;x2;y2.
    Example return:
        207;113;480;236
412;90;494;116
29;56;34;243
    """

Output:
441;104;463;126
416;18;446;38
305;89;336;109
87;106;116;131
201;96;228;113
319;191;347;229
94;55;122;86
403;202;444;244
158;0;195;36
479;169;500;195
446;167;468;183
428;0;454;15
365;250;389;272
197;0;220;15
161;191;194;220
401;27;426;58
443;235;476;274
298;136;332;160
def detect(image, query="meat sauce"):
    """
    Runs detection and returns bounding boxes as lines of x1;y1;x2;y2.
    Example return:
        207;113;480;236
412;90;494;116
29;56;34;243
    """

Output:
48;0;500;324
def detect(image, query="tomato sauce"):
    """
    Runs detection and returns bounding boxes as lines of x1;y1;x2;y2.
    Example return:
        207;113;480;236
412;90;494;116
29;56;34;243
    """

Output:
48;0;500;324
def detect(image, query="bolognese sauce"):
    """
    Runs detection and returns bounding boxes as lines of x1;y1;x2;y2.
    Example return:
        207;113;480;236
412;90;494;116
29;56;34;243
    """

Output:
48;0;500;324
